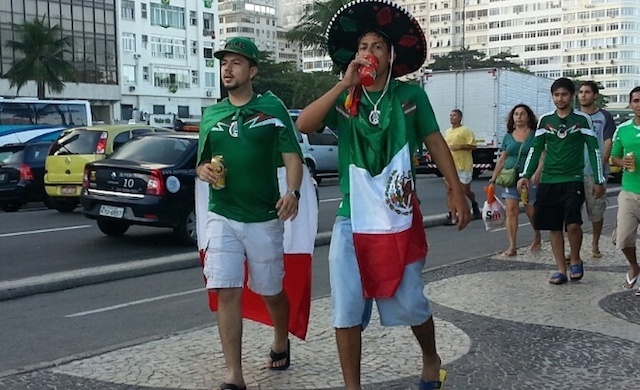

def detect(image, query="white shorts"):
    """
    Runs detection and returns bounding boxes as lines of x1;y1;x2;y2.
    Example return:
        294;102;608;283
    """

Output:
457;170;473;185
203;212;285;296
616;191;640;250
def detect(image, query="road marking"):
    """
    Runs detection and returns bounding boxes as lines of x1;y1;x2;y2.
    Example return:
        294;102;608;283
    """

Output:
319;197;341;203
0;225;92;238
65;288;204;317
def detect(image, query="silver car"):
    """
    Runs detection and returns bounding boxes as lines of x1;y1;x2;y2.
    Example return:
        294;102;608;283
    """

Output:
289;110;339;184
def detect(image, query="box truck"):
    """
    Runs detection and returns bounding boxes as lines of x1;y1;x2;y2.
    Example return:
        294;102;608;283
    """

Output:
419;68;555;178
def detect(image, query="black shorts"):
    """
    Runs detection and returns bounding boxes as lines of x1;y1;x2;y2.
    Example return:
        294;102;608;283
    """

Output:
533;182;585;231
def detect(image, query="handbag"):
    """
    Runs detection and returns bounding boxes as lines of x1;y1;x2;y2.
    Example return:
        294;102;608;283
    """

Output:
496;140;525;187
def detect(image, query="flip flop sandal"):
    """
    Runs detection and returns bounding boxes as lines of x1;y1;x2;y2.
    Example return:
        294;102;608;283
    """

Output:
549;272;568;285
624;272;639;289
570;262;584;281
419;369;447;390
268;339;290;371
591;250;603;258
220;383;246;390
635;288;640;297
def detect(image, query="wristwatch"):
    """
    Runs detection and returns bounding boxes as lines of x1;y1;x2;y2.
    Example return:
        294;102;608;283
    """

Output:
287;189;301;200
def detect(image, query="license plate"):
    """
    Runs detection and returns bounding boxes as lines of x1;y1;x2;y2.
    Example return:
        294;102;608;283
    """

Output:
60;186;76;195
99;205;124;218
0;173;5;182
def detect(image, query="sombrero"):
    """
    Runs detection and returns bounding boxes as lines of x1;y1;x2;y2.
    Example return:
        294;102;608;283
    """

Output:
326;0;427;78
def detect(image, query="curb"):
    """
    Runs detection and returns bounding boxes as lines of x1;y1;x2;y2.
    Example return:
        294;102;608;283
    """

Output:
0;186;621;302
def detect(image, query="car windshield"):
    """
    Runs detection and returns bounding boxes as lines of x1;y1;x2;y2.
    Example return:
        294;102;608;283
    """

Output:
0;147;23;165
110;136;194;164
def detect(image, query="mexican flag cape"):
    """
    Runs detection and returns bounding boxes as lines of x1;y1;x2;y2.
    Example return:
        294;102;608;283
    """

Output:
346;82;428;299
196;92;318;340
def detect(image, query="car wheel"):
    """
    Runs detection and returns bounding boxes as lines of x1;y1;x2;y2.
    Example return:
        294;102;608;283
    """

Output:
43;195;55;209
173;208;197;246
52;198;78;213
1;202;22;212
97;218;130;237
306;160;320;185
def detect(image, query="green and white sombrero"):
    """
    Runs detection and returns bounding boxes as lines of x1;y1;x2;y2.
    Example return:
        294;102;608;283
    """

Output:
326;0;427;78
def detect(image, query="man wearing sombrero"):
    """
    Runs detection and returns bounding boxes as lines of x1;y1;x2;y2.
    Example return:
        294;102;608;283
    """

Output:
297;1;470;389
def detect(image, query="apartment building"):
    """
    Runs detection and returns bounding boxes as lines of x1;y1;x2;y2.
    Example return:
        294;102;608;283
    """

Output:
0;0;120;122
116;0;221;122
218;0;300;67
407;0;640;111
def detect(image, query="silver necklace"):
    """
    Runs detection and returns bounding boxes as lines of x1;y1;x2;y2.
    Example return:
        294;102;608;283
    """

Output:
361;80;390;126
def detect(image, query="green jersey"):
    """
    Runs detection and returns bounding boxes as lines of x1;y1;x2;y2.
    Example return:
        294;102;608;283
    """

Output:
611;119;640;194
523;110;604;185
323;81;439;217
198;93;300;222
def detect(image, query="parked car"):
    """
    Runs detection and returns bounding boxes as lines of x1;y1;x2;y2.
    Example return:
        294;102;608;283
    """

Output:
288;109;339;184
0;140;53;212
45;124;173;213
80;133;198;245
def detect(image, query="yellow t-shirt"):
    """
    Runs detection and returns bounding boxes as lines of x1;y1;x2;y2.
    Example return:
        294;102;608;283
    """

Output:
444;125;475;171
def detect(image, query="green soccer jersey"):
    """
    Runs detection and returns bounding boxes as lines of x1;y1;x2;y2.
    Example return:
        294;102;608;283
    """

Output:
611;119;640;194
323;81;440;217
523;110;604;184
198;94;300;222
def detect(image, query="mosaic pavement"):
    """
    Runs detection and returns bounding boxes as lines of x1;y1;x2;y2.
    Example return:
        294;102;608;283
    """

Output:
1;233;638;390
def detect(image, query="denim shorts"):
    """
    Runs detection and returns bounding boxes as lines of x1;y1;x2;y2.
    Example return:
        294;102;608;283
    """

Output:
501;184;537;204
328;217;432;329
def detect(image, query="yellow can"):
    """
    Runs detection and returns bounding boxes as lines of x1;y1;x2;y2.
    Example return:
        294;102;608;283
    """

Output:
210;155;226;189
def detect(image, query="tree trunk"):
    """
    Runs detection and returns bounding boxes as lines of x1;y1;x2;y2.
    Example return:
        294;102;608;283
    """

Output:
37;81;45;99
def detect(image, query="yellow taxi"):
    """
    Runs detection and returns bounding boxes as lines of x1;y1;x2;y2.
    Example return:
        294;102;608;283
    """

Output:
44;124;173;212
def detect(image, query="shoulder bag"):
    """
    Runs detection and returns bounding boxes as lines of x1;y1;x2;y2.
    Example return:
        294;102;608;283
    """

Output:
495;140;525;187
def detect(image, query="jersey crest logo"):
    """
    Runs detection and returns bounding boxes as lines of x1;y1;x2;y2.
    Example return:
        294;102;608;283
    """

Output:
545;123;579;139
228;121;239;137
385;170;413;216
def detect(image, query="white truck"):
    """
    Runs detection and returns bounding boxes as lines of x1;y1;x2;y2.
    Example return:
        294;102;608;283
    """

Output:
420;68;555;178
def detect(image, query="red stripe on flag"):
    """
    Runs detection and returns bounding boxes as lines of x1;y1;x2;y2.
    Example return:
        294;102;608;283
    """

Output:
353;196;428;299
202;253;312;341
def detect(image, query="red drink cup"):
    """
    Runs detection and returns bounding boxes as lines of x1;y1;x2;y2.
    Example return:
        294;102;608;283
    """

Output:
358;54;379;87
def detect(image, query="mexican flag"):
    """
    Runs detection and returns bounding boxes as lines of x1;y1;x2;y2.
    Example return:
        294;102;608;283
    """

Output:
346;92;428;299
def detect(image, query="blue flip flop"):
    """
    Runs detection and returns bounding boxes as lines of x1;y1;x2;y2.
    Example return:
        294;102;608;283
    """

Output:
549;272;568;285
419;369;447;390
570;262;584;281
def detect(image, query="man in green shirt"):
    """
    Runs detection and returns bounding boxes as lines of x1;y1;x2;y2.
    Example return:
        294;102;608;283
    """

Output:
296;1;469;389
196;37;303;390
518;77;604;285
611;86;640;296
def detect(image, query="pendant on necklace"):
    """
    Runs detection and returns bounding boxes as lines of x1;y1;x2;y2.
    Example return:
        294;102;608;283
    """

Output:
368;109;380;125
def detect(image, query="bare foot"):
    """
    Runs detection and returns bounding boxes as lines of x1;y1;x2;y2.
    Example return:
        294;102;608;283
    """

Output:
503;248;517;256
591;249;603;259
421;355;442;383
529;242;541;252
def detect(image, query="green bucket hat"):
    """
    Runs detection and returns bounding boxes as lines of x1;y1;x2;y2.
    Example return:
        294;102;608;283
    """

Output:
214;37;260;65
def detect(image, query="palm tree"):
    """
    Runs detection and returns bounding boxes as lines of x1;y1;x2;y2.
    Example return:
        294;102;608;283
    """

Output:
4;16;76;99
285;0;350;54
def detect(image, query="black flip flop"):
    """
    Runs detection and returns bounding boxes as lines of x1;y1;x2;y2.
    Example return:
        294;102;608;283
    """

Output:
269;339;290;371
220;383;246;390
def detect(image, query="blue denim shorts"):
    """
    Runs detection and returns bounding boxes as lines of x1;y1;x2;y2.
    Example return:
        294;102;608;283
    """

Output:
328;217;432;329
501;184;537;204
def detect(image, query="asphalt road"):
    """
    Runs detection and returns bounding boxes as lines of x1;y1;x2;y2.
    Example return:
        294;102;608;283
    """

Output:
0;173;489;282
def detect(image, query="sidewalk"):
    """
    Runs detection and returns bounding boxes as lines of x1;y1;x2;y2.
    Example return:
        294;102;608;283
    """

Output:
1;231;638;389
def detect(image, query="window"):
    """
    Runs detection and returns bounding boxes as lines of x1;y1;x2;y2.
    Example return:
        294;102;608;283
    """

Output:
122;65;136;84
121;0;135;20
190;11;197;26
153;67;190;89
150;36;187;59
203;12;214;30
122;33;136;52
143;66;149;81
191;70;198;85
142;35;148;49
178;106;189;118
121;104;134;121
141;3;147;19
203;47;213;59
205;72;216;88
153;105;165;114
191;40;198;55
150;3;185;29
